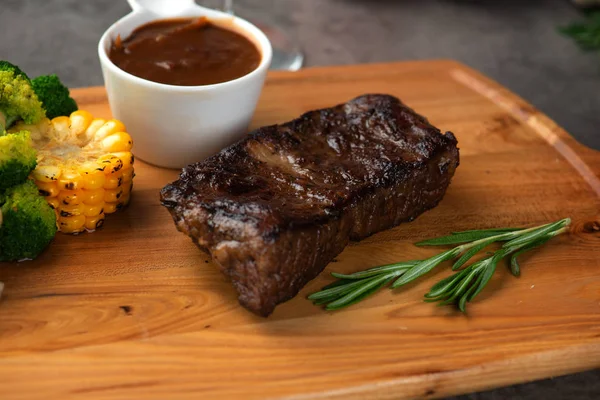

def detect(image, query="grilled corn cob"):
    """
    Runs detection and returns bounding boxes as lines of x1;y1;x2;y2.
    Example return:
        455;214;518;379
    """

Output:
9;111;134;234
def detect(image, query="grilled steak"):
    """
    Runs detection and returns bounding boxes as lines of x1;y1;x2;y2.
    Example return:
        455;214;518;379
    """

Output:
160;94;459;316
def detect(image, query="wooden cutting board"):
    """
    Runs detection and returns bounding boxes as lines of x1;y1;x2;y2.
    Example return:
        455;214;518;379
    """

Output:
0;60;599;400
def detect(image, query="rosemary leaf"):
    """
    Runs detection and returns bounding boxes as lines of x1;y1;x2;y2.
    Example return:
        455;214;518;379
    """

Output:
332;276;397;310
424;266;474;299
325;274;394;310
391;248;459;288
452;267;483;299
415;230;513;246
308;279;367;301
331;261;417;280
469;254;501;300
459;283;479;313
313;296;339;306
452;238;497;270
503;218;570;248
508;233;555;276
435;265;482;306
320;278;355;290
452;227;522;234
462;271;482;303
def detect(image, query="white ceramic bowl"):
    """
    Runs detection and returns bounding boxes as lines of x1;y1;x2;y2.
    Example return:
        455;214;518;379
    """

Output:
98;0;272;169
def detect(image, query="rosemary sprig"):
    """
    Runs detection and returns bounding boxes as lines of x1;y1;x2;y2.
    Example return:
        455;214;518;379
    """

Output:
308;218;570;312
308;261;418;310
424;225;568;311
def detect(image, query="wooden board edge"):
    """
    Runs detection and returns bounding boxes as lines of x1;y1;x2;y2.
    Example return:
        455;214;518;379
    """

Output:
278;342;600;400
442;61;600;195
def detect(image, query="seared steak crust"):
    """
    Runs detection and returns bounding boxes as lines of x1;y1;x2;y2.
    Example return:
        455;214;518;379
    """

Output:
160;94;460;316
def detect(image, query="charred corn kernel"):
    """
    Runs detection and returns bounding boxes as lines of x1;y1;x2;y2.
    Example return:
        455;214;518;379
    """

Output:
104;170;123;189
59;203;84;217
57;189;84;206
122;167;134;183
37;181;60;197
113;152;134;171
104;187;124;203
78;162;107;190
110;194;131;214
47;197;60;210
58;214;86;234
85;213;105;231
58;171;82;190
78;161;104;174
82;188;105;205
98;154;124;175
104;201;119;214
32;165;61;182
102;132;133;152
9;111;135;234
82;203;104;217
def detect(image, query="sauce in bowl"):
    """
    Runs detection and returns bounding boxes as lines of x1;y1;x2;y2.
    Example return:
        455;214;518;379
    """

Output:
108;17;261;86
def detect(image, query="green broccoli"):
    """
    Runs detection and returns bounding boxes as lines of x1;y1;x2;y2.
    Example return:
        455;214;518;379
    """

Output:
0;130;37;192
0;180;57;261
32;74;78;119
0;61;45;132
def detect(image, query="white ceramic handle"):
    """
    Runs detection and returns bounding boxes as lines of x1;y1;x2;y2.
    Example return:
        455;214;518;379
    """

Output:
126;0;206;16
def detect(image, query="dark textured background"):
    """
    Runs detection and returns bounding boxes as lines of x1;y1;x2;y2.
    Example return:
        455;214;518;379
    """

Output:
1;0;598;398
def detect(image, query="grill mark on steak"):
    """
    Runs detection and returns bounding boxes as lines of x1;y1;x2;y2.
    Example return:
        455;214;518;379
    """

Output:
161;94;460;316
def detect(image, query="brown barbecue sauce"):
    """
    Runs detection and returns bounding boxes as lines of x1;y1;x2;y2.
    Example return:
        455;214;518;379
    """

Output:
108;17;261;86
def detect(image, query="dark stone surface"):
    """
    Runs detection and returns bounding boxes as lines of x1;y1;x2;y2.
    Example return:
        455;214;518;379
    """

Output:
1;0;598;398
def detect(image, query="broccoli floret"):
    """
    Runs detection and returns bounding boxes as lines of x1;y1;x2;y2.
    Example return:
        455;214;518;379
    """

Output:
0;130;37;192
0;61;45;132
0;180;56;261
32;74;78;119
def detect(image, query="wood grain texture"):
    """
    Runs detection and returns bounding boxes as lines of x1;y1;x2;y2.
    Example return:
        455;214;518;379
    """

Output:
0;60;599;400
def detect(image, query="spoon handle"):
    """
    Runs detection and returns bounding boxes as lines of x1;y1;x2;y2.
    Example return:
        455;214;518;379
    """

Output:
126;0;198;14
222;0;234;15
